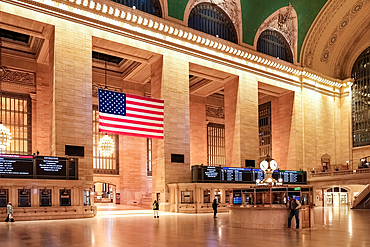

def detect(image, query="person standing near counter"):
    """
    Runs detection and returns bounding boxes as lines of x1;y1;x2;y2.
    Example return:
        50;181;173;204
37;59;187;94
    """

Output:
212;199;218;218
287;195;301;229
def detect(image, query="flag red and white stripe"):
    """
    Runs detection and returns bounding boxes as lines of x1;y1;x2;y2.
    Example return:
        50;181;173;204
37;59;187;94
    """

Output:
99;90;164;139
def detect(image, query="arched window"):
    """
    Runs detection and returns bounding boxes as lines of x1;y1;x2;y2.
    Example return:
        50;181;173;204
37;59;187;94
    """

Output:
257;30;293;63
352;47;370;147
188;3;237;44
110;0;162;17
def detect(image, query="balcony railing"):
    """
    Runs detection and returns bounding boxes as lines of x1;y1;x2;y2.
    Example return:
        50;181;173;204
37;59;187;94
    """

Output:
310;168;370;178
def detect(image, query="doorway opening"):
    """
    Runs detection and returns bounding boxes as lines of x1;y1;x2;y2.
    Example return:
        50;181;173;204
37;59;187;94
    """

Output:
94;182;116;203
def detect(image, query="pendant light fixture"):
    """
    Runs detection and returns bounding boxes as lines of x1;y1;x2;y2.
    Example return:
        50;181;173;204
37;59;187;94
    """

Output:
98;60;114;156
0;36;12;150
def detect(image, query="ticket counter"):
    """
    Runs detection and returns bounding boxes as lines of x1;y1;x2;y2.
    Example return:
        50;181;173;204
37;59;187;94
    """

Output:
229;186;314;229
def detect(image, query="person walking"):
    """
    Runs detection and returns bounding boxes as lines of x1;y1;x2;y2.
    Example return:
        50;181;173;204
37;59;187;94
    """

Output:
287;195;301;229
153;200;159;218
212;199;218;218
5;202;14;222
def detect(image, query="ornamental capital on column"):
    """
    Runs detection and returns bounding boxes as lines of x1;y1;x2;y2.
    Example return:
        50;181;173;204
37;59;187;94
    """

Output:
30;93;37;102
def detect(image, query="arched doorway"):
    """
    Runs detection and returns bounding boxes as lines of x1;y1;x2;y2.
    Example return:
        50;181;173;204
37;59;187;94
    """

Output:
94;182;116;203
326;187;348;206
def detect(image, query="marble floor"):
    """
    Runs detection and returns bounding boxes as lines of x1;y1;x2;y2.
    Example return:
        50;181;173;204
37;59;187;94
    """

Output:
0;206;369;247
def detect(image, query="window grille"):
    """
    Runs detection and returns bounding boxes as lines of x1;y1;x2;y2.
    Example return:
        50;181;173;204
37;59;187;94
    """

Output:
207;123;225;166
93;106;119;174
147;138;152;176
257;30;293;63
259;102;271;161
110;0;162;17
352;47;370;147
188;3;237;44
0;92;31;155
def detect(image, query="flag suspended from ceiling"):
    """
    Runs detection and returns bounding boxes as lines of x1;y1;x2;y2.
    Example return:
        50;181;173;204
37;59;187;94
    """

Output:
98;89;164;139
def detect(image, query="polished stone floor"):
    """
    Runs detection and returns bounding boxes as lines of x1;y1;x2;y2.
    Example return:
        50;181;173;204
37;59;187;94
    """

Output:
1;206;370;247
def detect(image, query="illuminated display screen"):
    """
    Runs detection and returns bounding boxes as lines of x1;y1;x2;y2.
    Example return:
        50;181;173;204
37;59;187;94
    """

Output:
203;166;220;181
0;154;77;180
191;166;307;184
0;155;33;178
36;156;67;178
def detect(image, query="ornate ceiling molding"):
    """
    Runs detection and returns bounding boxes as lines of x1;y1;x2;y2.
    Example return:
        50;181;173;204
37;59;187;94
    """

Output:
301;0;347;68
320;0;370;64
334;19;370;79
254;4;297;62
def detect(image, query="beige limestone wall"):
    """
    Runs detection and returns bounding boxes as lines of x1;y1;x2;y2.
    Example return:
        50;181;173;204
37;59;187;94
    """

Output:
151;55;191;210
35;63;52;156
52;24;93;182
225;76;259;167
190;95;207;166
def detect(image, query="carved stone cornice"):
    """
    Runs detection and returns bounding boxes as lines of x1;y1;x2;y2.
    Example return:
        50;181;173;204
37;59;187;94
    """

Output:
92;83;122;97
320;0;370;64
0;66;35;85
206;105;224;119
189;0;241;30
302;0;347;68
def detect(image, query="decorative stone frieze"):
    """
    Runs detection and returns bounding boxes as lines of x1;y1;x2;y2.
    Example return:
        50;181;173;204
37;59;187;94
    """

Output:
0;66;34;85
206;105;224;119
92;83;122;97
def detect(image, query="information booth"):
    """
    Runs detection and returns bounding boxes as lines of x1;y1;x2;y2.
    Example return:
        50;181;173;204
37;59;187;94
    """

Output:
229;185;314;229
168;166;310;215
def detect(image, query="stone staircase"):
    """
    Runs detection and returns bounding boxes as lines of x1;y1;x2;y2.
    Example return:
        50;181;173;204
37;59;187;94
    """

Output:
352;185;370;209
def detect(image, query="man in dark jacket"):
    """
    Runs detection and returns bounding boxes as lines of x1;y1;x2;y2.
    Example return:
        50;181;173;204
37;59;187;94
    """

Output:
287;195;301;229
212;199;218;218
153;200;159;218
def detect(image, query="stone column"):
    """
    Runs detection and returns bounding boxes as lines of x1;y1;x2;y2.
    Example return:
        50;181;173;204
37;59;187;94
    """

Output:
225;75;259;167
151;54;191;211
51;25;93;182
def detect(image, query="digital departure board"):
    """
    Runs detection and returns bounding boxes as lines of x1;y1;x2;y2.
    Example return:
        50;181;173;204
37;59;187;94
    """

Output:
36;156;67;179
222;167;253;182
0;155;33;178
276;170;305;184
0;154;78;180
191;165;307;184
204;166;220;181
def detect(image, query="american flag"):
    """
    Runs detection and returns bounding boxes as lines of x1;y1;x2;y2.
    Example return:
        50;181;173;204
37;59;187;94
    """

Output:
98;89;164;139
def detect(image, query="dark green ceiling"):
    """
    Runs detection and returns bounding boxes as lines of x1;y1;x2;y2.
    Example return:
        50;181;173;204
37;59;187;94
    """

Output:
167;0;328;60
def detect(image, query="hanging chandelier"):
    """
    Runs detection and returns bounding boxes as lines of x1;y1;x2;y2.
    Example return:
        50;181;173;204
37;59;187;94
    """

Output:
98;134;115;156
97;61;114;156
0;36;11;150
